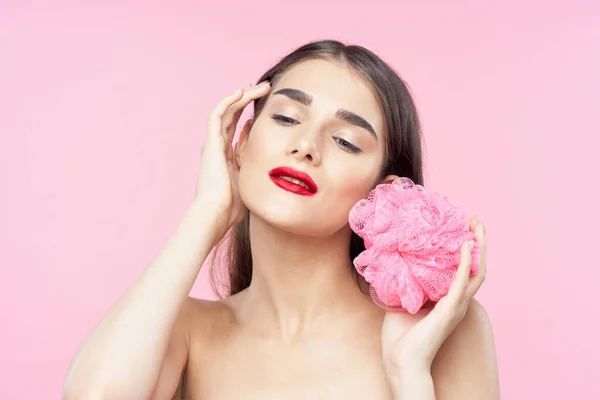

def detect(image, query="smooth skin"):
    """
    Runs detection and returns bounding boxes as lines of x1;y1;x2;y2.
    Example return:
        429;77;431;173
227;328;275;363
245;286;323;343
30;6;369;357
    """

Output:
64;60;499;400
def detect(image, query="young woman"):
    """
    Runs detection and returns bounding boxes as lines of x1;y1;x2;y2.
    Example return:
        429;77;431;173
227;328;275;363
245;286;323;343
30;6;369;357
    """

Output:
64;40;499;399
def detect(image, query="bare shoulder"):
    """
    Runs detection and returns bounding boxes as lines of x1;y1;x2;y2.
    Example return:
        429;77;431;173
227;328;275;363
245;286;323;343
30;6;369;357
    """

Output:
439;298;494;352
151;296;238;400
463;298;492;325
182;295;233;316
431;299;500;399
182;295;238;334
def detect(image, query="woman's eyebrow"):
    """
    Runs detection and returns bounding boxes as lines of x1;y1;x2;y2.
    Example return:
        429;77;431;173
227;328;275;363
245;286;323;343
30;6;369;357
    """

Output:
335;109;377;140
273;88;312;106
273;88;378;140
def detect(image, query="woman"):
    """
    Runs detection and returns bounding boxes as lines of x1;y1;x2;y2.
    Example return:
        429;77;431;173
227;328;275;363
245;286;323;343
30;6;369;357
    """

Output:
64;40;499;399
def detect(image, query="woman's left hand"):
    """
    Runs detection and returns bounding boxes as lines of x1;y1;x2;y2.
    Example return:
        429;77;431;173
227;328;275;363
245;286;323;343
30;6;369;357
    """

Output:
381;216;487;383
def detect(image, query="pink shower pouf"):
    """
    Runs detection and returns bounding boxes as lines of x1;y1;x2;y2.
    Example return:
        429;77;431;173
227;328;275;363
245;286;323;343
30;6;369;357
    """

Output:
349;178;480;314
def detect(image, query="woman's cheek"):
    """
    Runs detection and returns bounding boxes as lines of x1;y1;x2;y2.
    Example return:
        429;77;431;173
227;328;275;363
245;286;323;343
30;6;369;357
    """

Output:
337;168;379;207
246;127;285;160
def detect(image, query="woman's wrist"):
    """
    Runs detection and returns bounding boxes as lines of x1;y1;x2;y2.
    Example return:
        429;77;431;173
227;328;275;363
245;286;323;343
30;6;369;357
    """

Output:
186;200;232;246
387;365;436;400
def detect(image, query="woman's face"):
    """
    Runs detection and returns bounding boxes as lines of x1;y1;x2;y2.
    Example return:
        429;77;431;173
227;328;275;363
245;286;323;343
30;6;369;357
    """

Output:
237;59;387;236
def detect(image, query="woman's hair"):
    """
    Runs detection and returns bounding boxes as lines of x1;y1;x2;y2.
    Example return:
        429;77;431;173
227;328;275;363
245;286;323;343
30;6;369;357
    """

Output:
210;39;424;297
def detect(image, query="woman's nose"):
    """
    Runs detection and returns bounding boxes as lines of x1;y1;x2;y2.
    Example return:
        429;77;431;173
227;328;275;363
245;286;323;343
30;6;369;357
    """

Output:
286;133;322;166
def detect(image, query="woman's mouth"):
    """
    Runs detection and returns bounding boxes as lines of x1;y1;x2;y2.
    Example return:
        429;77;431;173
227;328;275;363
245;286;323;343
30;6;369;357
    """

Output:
275;176;310;190
268;166;318;196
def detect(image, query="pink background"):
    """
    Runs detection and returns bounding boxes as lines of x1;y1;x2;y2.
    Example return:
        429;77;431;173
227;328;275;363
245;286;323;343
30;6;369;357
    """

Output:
1;1;599;398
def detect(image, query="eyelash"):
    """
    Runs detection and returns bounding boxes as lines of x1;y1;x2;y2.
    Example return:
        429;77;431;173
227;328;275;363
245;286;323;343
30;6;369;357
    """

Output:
270;114;361;153
271;114;297;126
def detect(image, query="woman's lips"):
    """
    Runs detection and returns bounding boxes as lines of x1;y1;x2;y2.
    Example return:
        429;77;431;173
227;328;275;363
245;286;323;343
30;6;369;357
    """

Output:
268;166;318;196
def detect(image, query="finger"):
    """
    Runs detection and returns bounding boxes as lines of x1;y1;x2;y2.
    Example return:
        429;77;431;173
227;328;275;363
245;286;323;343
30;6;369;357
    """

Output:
221;82;271;139
220;83;252;136
466;222;487;298
446;240;473;302
469;215;479;232
206;89;245;139
222;82;271;133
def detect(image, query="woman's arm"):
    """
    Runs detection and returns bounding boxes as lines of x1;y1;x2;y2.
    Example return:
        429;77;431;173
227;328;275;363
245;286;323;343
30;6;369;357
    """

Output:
430;299;499;399
383;218;498;399
387;300;499;400
388;368;436;400
387;300;498;400
62;83;270;400
63;201;225;400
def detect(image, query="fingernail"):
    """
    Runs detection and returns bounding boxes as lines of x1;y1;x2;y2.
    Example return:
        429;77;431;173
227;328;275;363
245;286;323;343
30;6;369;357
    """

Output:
469;240;474;250
232;88;241;95
257;80;270;87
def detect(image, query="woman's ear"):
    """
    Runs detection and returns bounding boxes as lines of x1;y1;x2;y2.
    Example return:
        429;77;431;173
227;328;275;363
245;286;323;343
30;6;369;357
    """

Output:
380;174;399;185
234;119;253;169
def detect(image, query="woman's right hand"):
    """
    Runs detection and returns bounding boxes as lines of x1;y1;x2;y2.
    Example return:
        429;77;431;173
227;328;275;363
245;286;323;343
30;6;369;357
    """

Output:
194;81;271;232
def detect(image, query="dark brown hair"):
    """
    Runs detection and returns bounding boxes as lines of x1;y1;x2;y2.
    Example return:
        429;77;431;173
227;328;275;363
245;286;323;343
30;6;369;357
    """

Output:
210;39;424;297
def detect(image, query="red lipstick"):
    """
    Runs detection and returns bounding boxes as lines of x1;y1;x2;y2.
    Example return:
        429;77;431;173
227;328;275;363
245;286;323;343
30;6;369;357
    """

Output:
268;166;318;196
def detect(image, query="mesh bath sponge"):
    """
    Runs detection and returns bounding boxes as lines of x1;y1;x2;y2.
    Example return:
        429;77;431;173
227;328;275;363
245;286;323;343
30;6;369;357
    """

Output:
349;178;480;314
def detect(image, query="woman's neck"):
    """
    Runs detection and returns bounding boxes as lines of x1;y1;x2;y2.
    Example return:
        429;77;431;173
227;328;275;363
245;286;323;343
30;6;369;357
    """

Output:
233;214;376;340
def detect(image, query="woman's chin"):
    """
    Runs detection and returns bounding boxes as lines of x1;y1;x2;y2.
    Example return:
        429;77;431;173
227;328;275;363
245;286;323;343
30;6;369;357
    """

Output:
249;208;346;238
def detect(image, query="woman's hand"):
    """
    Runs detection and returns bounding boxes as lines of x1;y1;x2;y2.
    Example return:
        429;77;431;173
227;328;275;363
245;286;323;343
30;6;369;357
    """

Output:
381;216;487;392
194;81;271;231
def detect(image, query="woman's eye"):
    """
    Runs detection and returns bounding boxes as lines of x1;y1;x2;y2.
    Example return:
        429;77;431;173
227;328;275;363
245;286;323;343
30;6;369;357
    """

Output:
335;137;361;153
271;114;298;126
270;114;360;153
